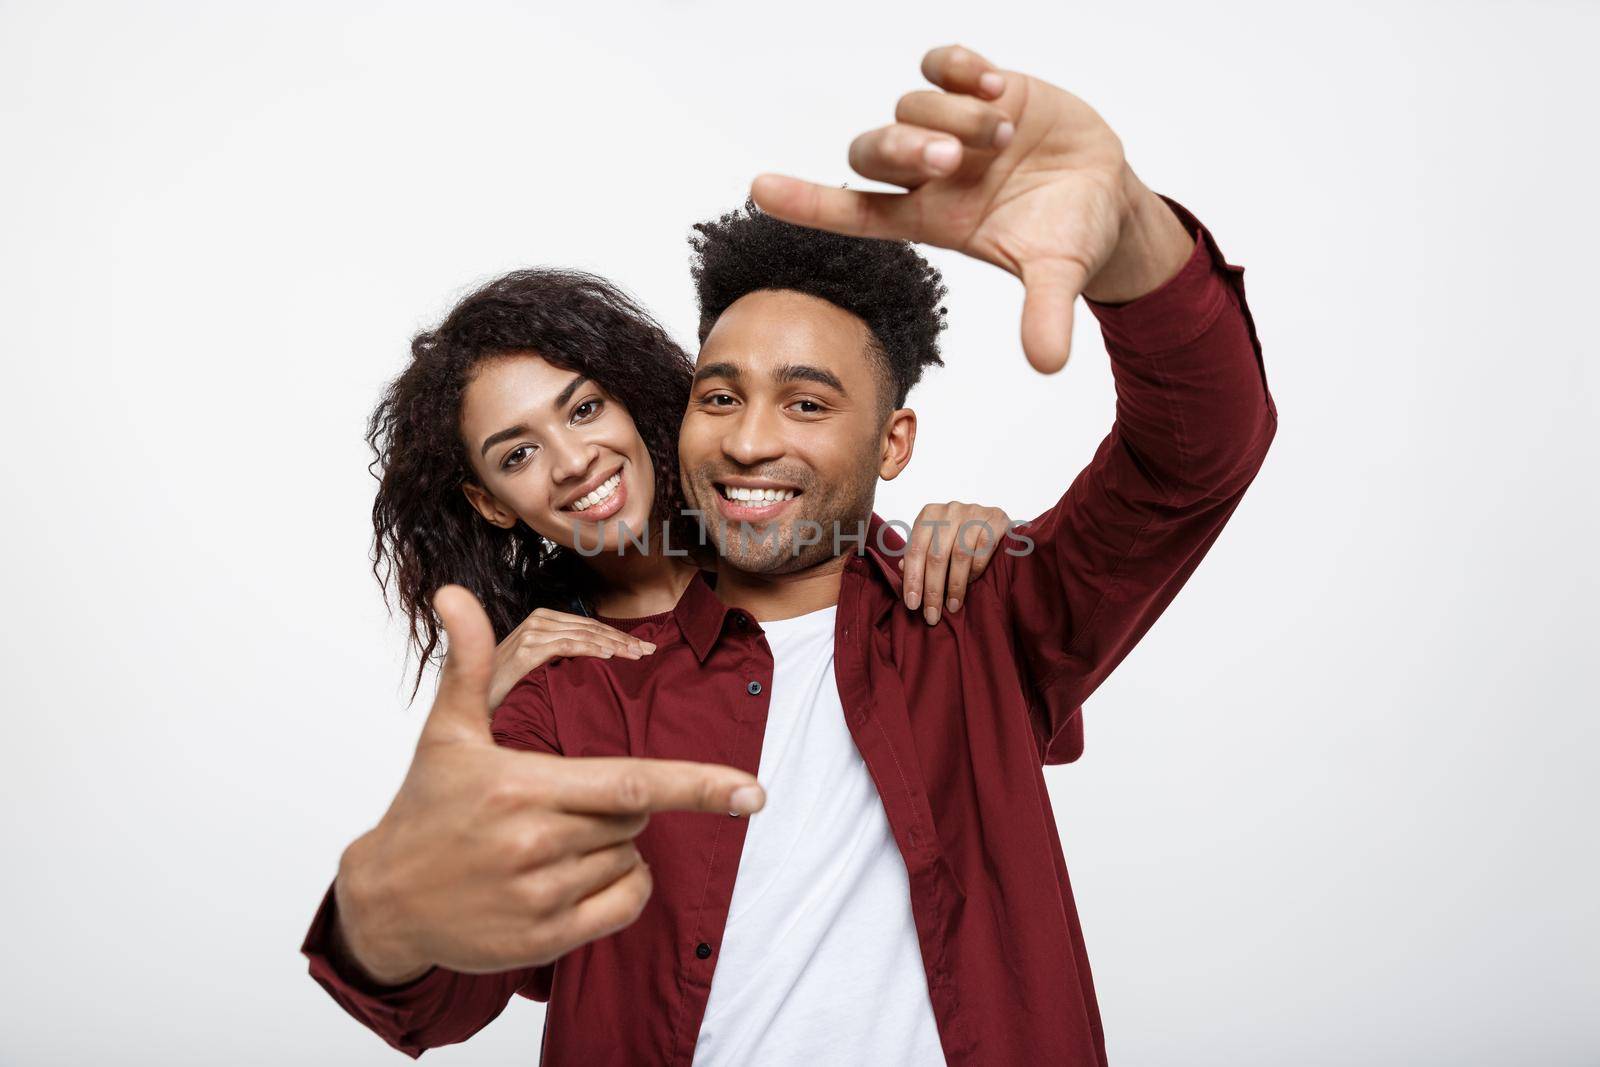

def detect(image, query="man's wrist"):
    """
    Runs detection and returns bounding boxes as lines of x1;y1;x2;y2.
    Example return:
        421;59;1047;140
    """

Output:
332;837;432;988
1082;169;1195;305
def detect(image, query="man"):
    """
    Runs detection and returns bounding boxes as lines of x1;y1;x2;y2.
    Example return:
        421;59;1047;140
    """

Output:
304;44;1276;1064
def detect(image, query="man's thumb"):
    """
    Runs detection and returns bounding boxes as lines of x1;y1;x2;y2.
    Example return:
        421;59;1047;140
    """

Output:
423;584;496;740
1019;257;1088;375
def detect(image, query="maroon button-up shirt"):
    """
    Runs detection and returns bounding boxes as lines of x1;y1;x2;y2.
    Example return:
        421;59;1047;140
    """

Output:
303;200;1278;1065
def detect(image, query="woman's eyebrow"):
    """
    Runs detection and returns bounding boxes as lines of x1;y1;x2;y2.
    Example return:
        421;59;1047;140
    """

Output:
554;375;589;408
480;423;528;459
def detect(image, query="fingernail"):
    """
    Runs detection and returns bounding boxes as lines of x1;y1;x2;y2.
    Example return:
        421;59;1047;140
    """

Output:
980;72;1005;97
642;642;656;651
906;591;920;611
924;139;960;173
730;784;765;814
947;598;961;613
603;649;614;657
924;606;939;626
993;121;1014;150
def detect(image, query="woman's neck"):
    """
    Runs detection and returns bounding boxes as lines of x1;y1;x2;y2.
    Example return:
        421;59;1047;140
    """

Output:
586;550;703;619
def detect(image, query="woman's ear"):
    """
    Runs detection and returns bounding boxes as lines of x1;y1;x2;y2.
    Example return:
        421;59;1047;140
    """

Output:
461;482;518;529
878;407;917;481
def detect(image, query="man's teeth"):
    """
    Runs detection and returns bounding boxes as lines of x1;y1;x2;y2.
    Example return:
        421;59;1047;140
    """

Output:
571;473;621;512
722;486;797;503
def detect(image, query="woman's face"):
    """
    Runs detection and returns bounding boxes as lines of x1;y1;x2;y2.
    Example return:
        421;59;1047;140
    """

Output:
459;351;656;554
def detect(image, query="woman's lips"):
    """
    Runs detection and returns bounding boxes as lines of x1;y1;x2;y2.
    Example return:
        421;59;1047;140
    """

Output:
564;469;627;522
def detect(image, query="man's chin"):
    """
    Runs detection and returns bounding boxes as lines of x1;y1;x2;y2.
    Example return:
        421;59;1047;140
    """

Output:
714;531;839;575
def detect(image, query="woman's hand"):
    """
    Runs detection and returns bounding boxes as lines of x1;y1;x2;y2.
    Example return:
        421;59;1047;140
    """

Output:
898;501;1011;626
489;608;654;711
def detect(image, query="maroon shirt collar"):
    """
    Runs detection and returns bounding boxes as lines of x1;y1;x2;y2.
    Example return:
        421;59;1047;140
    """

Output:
672;512;908;662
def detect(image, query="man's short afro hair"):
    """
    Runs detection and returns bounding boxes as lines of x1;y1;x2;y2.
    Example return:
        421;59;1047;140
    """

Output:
688;197;948;412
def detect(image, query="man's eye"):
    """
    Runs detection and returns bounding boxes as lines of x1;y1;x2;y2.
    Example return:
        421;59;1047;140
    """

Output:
704;392;736;407
792;399;824;414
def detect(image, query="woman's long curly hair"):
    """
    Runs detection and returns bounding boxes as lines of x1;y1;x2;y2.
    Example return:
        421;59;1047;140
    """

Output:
366;268;699;697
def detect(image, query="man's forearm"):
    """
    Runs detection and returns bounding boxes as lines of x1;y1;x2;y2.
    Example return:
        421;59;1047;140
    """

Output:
1087;197;1276;504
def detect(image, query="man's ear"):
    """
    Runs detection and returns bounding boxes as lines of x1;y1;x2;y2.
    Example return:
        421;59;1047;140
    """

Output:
878;407;917;481
461;481;518;529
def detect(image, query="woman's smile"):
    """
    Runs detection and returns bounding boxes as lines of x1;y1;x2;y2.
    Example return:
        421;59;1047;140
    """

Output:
560;466;628;522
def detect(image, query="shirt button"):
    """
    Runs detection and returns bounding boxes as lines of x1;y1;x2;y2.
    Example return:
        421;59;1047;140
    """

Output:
695;942;713;959
746;680;762;695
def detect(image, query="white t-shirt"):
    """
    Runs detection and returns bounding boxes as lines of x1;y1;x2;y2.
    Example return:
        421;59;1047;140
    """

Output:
692;605;946;1066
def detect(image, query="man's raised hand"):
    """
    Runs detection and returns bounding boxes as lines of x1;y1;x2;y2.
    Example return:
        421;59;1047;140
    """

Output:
750;44;1194;374
332;585;765;985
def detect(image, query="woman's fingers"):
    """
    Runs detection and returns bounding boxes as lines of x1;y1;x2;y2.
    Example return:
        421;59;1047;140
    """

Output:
899;505;941;614
934;511;985;614
582;619;655;655
518;618;654;658
917;516;953;627
520;608;654;655
901;505;1010;620
531;635;631;665
940;508;1003;613
963;509;1007;581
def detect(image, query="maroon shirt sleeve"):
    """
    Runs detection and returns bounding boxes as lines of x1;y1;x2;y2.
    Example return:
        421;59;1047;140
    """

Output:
994;197;1278;764
299;670;561;1057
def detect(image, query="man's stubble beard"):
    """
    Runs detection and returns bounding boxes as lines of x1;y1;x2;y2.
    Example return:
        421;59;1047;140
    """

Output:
684;463;878;577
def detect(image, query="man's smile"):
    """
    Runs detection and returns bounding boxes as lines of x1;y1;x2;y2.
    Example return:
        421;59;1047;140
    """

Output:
712;478;802;522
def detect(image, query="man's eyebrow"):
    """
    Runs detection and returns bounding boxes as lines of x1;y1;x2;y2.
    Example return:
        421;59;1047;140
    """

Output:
554;374;588;409
693;362;742;385
776;363;846;394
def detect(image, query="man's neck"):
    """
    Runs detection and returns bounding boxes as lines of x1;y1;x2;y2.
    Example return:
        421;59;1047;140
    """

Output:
712;553;849;623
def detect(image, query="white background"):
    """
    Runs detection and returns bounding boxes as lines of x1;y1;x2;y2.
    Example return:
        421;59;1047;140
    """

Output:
2;1;1595;1064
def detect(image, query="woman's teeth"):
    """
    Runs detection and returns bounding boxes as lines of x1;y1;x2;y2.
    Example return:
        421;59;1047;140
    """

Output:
721;486;797;503
570;472;622;512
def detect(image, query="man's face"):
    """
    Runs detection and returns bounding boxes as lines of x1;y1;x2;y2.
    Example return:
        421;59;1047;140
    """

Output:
679;289;910;574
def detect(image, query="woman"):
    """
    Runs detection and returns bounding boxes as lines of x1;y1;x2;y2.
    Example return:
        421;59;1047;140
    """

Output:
366;267;1008;705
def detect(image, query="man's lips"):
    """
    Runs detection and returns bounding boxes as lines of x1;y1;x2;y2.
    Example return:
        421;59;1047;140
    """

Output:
710;480;801;523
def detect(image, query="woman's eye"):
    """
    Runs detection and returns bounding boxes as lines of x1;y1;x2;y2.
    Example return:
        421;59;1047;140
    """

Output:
705;392;736;407
572;398;603;423
502;444;536;470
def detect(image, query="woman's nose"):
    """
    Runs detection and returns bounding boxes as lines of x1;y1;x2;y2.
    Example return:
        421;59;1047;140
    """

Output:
548;436;596;483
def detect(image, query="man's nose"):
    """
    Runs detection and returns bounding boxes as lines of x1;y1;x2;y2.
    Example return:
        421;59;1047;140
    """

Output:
723;404;786;466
